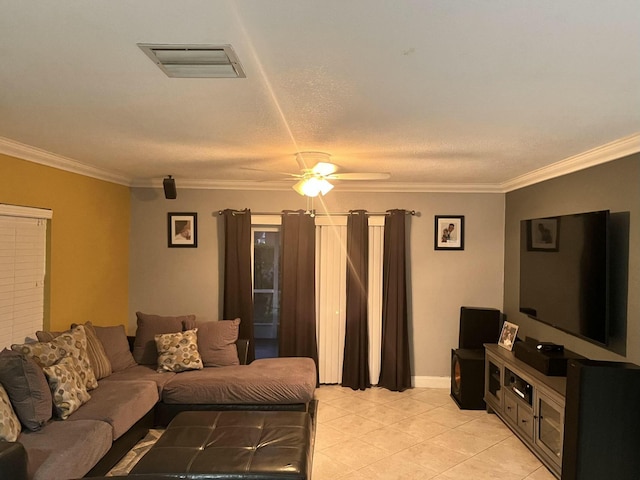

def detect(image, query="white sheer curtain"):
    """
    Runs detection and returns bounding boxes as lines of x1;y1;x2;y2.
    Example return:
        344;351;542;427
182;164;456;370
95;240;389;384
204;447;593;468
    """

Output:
315;215;384;384
367;217;384;385
315;216;347;383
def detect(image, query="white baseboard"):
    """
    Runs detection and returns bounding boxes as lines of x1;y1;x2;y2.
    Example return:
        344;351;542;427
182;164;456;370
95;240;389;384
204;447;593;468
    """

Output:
412;376;451;389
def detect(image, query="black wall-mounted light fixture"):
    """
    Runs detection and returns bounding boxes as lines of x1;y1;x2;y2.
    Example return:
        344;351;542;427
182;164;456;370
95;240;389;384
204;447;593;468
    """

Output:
163;175;177;199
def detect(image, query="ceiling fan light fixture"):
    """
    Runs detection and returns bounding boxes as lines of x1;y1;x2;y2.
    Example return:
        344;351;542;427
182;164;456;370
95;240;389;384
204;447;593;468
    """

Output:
316;178;334;196
293;177;333;197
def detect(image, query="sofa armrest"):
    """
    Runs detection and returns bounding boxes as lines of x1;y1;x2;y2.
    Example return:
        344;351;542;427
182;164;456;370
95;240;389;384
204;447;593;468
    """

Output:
236;339;249;365
0;441;28;480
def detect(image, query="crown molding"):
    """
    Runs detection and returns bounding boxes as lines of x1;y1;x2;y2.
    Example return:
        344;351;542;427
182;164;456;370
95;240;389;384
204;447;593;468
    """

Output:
4;133;638;194
131;178;505;194
316;181;505;193
501;133;640;192
0;137;131;186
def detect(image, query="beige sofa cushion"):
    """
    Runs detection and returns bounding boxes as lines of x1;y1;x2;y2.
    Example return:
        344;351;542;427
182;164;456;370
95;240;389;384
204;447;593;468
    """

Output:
99;364;175;396
161;357;317;405
18;419;112;480
69;380;158;440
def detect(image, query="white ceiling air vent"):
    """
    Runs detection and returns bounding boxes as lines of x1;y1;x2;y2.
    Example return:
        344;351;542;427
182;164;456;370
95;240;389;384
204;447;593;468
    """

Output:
137;44;246;78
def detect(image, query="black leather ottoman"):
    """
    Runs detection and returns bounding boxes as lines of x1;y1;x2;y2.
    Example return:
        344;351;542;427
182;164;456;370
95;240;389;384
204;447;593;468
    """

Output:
129;410;314;480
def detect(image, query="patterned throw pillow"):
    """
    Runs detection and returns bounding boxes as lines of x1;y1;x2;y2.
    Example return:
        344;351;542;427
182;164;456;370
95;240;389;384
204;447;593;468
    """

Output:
134;312;197;365
155;329;203;373
42;356;91;420
12;325;98;390
0;383;21;441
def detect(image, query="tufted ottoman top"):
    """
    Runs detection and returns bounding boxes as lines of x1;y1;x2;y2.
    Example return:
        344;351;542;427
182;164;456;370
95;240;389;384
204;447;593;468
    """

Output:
130;410;313;479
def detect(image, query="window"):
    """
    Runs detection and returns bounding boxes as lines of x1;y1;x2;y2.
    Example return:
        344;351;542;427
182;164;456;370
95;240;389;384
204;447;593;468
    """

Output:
252;228;280;357
0;205;51;349
251;216;281;359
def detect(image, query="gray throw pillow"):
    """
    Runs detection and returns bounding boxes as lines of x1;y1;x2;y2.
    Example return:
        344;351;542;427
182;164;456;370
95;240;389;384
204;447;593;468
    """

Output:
133;312;196;365
92;325;137;372
196;319;240;367
0;349;52;431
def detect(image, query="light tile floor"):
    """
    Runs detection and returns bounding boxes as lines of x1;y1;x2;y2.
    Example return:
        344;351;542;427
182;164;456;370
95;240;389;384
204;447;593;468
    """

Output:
312;385;556;480
108;385;557;480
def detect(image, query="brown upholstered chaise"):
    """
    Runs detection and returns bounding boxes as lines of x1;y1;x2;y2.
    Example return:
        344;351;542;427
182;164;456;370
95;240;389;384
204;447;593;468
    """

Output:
0;334;317;480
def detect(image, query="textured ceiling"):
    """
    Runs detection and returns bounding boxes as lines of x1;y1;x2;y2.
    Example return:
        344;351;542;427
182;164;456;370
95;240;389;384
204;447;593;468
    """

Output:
1;1;638;191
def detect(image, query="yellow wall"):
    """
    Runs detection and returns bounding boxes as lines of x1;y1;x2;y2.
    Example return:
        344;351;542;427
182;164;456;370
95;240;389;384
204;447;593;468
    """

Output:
0;153;130;331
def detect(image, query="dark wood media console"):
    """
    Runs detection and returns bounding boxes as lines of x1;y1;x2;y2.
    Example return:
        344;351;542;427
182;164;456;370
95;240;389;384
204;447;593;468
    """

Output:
484;344;640;480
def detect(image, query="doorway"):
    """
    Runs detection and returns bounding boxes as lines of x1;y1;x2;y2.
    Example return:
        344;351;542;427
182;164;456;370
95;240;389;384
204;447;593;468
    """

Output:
252;228;280;358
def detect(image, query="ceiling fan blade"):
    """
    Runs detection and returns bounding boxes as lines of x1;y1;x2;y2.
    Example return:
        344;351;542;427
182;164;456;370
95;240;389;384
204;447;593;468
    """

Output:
240;167;302;178
327;172;391;180
311;162;338;176
295;151;332;171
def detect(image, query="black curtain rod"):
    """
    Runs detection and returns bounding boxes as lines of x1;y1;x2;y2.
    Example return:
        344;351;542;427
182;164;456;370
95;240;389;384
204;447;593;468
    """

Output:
217;209;416;217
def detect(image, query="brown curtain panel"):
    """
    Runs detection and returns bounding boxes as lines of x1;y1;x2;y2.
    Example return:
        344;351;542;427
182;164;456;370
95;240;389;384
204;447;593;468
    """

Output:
342;210;371;390
378;209;412;391
222;209;255;363
279;210;319;369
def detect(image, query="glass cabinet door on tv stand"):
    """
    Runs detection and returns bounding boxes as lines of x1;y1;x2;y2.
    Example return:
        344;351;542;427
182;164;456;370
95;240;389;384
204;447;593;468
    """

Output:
484;354;503;411
535;392;564;464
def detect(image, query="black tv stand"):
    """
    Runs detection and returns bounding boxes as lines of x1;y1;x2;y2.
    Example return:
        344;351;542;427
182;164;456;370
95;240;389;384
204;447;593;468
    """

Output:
484;344;640;479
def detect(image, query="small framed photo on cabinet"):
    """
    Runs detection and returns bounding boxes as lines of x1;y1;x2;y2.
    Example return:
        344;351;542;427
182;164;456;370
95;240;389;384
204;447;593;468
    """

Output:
498;321;519;351
435;215;464;250
168;212;197;248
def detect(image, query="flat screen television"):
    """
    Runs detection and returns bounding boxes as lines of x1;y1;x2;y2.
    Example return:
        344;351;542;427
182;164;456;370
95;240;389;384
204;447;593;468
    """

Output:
519;210;610;346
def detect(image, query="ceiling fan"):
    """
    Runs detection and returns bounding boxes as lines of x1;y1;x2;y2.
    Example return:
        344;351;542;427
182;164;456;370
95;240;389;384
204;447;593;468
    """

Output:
289;152;391;197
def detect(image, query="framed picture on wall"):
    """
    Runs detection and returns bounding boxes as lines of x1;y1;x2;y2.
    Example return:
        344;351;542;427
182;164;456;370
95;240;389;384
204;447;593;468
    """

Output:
168;212;197;248
527;217;559;251
435;215;464;250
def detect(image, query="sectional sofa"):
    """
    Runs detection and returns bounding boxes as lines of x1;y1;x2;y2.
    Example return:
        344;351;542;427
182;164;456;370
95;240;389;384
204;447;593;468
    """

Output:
0;314;317;480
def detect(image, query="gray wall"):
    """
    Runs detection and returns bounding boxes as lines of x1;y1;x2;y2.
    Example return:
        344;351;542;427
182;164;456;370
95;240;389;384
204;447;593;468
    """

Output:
129;188;505;378
504;154;639;364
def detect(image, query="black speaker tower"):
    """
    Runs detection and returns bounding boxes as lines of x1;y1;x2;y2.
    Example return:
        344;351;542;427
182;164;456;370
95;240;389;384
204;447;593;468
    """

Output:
562;359;640;480
451;306;502;410
163;176;177;199
458;306;501;349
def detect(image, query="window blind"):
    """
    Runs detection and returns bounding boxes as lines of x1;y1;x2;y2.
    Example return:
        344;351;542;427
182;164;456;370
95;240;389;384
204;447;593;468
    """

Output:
0;205;50;349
